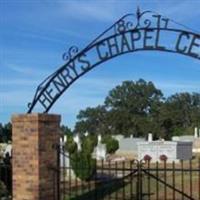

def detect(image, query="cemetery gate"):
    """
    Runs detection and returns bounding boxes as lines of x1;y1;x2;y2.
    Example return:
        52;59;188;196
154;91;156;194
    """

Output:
53;146;200;200
24;7;200;200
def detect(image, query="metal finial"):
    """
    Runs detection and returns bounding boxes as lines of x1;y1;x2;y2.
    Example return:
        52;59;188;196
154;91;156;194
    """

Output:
136;6;141;19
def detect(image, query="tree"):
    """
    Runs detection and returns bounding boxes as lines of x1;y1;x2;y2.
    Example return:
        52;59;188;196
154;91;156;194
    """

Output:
0;123;12;143
104;79;163;137
158;92;200;139
73;79;200;139
60;125;72;135
0;123;3;143
74;105;109;135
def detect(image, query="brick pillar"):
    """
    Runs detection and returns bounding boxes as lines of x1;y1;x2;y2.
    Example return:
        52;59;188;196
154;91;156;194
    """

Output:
12;113;61;200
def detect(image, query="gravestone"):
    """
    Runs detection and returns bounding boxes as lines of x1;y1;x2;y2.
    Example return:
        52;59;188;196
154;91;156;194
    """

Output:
137;141;192;162
93;134;106;160
95;144;106;160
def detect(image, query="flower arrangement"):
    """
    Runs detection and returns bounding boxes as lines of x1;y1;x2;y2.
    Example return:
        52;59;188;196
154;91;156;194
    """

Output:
143;154;152;161
159;154;168;161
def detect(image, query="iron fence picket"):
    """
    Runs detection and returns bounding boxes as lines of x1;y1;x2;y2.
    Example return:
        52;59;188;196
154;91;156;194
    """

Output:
199;158;200;200
190;159;193;198
181;160;184;200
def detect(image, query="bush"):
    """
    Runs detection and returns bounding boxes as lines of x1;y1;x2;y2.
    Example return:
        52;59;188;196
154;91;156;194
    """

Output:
102;135;119;154
70;151;96;181
81;135;97;154
66;134;97;181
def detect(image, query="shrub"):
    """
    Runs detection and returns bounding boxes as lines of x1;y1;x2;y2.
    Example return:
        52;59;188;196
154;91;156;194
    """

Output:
70;151;96;181
81;135;97;154
102;136;119;154
66;134;97;181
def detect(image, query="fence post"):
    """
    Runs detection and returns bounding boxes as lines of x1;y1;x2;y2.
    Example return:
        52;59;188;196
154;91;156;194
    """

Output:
136;160;143;200
57;144;60;200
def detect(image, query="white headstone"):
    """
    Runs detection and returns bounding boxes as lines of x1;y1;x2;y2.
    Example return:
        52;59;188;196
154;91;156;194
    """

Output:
74;134;79;143
137;141;192;163
96;144;106;160
60;136;66;146
84;131;89;137
172;136;180;141
194;127;198;138
74;134;81;151
98;134;102;144
3;144;12;157
64;135;67;143
148;133;153;142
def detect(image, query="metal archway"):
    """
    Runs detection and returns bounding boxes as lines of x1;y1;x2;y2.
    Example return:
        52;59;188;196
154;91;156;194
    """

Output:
27;8;200;113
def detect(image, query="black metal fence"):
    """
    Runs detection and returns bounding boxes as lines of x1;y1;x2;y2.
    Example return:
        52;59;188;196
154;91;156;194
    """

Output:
56;149;200;200
0;161;12;199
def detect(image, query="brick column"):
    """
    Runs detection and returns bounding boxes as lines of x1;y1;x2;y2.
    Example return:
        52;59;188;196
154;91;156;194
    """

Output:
12;113;61;200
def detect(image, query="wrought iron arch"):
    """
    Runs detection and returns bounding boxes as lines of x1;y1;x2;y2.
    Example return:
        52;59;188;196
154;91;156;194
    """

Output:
27;8;200;113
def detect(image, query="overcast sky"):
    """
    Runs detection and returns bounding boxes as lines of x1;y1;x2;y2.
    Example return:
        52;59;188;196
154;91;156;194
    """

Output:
0;0;200;128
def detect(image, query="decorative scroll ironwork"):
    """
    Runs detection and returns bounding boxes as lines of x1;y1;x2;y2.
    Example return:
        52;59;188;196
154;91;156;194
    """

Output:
27;8;200;113
114;8;170;34
62;46;79;61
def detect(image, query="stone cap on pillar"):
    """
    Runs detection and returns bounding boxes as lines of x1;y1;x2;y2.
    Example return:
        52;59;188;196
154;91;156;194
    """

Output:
12;113;61;122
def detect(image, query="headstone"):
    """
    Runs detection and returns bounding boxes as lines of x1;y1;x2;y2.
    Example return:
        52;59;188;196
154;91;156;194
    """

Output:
74;134;81;151
194;127;198;138
137;141;192;162
116;137;145;158
172;136;180;141
112;135;124;141
173;135;194;142
3;144;12;157
177;141;193;160
193;138;200;153
148;133;153;142
84;131;89;137
95;144;106;160
98;134;102;144
64;135;67;143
